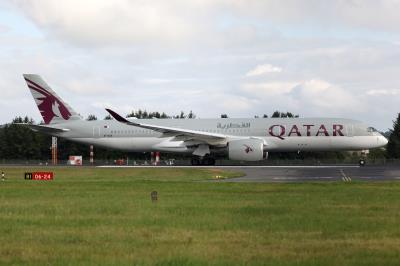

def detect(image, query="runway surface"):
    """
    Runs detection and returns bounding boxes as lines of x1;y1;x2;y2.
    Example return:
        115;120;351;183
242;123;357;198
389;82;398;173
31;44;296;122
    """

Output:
98;165;400;182
217;165;400;182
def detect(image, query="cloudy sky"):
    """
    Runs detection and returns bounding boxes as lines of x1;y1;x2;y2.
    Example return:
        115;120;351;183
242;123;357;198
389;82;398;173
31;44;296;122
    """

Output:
1;0;400;130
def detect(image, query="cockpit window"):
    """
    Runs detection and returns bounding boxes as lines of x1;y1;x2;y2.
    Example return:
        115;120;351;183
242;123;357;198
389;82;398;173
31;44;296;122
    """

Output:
367;127;377;132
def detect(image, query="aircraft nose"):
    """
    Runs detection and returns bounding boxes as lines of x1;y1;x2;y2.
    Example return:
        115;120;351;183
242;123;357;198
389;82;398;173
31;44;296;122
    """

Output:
380;136;388;146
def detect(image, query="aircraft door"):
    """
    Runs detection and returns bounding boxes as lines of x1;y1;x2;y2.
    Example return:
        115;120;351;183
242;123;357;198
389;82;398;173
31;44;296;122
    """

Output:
93;127;101;138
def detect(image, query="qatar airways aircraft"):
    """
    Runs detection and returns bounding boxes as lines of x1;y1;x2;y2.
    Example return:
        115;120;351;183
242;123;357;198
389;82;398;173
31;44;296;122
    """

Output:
23;74;388;165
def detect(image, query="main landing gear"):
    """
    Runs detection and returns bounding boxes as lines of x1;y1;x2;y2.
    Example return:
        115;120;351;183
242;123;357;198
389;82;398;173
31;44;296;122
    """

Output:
191;156;216;166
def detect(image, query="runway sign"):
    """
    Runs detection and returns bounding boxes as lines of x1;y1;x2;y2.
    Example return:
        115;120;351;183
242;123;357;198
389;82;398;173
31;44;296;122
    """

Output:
68;156;82;166
25;172;54;181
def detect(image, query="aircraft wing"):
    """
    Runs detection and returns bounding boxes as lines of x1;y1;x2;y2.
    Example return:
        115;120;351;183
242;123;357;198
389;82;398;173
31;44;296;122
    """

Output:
106;109;227;145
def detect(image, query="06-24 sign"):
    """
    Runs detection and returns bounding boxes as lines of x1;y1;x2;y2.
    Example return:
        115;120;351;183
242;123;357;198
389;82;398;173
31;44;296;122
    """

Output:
25;172;54;181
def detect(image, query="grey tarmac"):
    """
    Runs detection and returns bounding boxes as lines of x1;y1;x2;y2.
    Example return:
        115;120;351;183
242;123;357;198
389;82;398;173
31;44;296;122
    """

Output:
99;165;400;182
214;165;400;182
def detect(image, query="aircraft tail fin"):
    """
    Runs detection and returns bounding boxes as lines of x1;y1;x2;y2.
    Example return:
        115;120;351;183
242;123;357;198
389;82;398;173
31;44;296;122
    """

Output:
23;74;82;124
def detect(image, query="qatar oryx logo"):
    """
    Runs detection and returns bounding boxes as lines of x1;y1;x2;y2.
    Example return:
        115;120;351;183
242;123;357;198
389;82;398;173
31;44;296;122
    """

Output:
25;78;72;124
244;144;253;154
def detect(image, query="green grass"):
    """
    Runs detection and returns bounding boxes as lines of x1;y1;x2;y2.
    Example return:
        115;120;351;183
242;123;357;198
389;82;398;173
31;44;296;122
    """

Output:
0;167;400;265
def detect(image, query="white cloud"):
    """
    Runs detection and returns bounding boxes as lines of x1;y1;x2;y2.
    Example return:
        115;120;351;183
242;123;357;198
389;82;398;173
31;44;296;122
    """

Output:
92;102;114;110
241;81;296;96
290;79;365;113
9;0;202;47
140;78;173;85
64;78;112;94
240;79;365;117
218;95;255;111
0;24;10;33
366;89;400;96
9;0;400;50
227;0;400;33
245;64;282;77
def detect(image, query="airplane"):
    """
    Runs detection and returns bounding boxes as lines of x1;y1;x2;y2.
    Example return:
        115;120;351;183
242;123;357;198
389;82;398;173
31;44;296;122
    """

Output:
22;74;388;165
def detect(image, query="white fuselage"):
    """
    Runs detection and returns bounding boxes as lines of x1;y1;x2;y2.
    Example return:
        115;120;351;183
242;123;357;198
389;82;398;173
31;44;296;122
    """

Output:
50;117;388;153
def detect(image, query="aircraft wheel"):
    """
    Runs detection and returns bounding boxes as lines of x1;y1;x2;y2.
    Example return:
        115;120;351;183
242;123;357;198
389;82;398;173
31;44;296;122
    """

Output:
191;158;200;166
359;159;366;166
203;157;216;166
191;157;215;166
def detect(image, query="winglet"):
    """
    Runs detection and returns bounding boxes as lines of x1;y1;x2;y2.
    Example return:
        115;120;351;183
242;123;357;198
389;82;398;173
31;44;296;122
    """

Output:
105;109;129;123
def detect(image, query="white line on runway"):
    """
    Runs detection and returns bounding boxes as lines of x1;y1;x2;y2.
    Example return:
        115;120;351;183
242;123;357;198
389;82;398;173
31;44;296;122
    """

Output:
272;176;334;180
272;177;298;180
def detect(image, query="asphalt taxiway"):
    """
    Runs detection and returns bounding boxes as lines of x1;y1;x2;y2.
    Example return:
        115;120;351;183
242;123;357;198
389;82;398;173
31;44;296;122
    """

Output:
217;165;400;182
98;165;400;182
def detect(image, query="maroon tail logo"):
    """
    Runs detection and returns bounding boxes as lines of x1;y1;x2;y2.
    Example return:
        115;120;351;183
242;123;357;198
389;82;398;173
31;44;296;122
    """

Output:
244;145;253;154
25;78;71;124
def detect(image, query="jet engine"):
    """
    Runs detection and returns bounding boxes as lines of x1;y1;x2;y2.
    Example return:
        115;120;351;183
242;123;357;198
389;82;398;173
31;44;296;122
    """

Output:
228;138;266;161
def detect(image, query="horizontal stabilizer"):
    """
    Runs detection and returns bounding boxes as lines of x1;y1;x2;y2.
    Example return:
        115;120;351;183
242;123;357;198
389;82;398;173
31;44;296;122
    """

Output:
18;123;70;134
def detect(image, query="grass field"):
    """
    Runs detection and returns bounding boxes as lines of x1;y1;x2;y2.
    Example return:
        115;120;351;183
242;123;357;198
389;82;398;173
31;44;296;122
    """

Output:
1;167;400;265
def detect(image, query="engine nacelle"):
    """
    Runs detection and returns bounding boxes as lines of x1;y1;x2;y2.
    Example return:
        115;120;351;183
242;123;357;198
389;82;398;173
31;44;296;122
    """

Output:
228;138;266;161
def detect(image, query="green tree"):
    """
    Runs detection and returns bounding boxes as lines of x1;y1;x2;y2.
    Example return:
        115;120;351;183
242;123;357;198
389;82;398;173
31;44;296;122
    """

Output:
0;117;50;160
126;110;195;119
387;113;400;158
368;148;386;160
188;110;196;119
271;111;299;118
271;111;280;118
86;114;98;121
